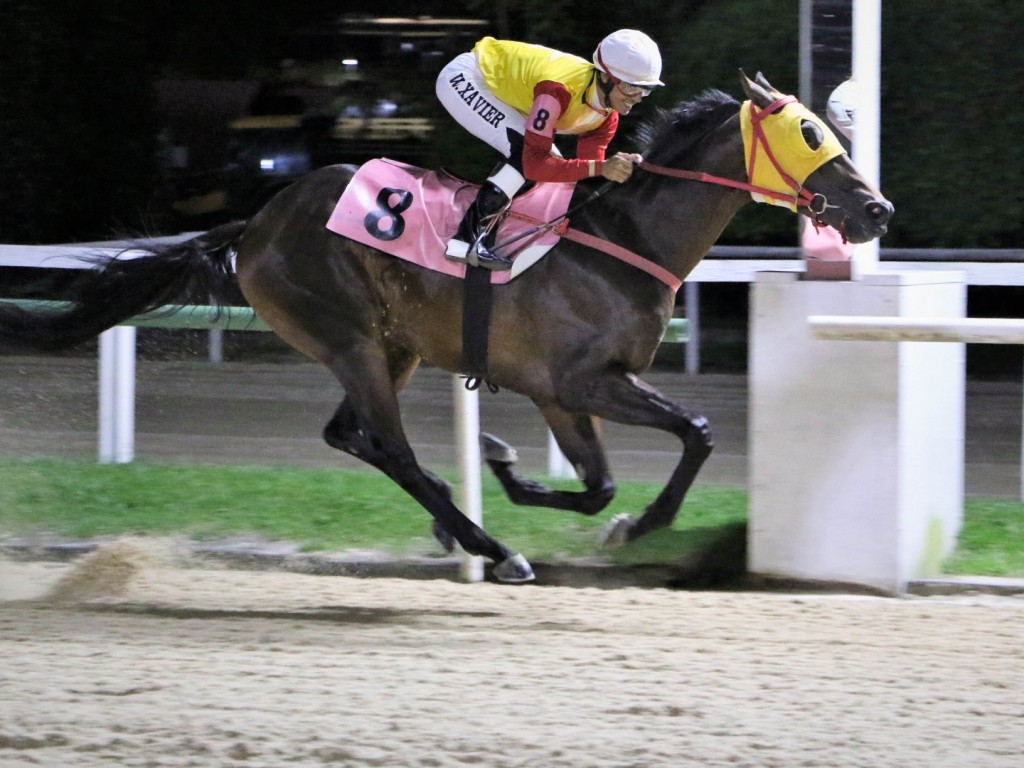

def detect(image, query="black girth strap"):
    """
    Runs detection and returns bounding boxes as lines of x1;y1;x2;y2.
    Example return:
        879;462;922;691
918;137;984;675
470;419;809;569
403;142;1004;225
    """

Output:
461;265;496;391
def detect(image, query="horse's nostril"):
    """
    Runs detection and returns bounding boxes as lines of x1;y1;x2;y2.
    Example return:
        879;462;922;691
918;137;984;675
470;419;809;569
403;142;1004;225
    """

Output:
865;200;893;224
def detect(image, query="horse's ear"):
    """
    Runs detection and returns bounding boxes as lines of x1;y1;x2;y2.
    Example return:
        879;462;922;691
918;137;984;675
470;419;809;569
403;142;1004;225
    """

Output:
739;69;774;107
755;72;775;92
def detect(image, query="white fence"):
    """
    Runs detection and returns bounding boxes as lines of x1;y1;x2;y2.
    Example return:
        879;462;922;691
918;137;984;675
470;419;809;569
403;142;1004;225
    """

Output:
4;242;1024;473
810;314;1024;501
809;315;1024;344
4;241;1023;451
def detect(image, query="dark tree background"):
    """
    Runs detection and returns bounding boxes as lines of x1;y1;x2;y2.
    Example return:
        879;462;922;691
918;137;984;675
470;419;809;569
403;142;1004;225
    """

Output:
1;0;1021;247
0;1;163;242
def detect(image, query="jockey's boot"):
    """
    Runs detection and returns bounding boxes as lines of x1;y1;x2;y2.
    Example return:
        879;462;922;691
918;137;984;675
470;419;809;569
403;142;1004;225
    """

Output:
445;164;526;271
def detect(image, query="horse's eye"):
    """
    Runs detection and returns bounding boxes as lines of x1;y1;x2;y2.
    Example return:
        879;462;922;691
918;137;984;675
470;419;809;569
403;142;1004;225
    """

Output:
800;119;824;150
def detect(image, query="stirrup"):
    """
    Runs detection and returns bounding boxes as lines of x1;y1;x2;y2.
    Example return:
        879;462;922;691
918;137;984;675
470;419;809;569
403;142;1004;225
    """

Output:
445;238;513;271
470;248;513;271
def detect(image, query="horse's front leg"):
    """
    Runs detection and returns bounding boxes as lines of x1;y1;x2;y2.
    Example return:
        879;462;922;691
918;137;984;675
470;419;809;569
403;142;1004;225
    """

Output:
565;369;714;544
481;404;615;515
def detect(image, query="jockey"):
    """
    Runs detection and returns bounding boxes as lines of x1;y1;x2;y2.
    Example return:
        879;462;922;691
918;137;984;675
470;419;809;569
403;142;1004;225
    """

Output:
435;29;664;270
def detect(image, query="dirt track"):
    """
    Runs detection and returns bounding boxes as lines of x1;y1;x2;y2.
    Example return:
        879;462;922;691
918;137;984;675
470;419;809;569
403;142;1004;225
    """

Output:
3;360;1023;766
2;541;1023;768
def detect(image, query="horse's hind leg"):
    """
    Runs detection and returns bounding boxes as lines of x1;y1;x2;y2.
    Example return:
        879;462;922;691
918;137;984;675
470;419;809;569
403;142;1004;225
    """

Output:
322;353;533;582
482;404;616;515
322;348;459;552
324;396;457;553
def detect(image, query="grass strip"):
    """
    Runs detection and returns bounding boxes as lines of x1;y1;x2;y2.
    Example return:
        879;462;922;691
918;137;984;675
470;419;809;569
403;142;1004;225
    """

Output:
1;457;1021;575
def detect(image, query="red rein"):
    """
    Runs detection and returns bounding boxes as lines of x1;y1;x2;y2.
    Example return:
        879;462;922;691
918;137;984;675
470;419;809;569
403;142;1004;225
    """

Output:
638;96;814;211
551;97;838;291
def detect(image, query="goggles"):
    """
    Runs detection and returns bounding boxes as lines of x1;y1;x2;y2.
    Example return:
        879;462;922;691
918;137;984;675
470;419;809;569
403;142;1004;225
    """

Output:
612;77;654;98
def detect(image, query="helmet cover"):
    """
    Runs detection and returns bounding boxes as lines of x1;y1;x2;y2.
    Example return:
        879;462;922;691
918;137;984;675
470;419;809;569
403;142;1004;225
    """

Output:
593;29;664;87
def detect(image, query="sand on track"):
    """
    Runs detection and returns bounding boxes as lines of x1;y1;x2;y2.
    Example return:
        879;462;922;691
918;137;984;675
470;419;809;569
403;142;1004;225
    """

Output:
2;539;1022;768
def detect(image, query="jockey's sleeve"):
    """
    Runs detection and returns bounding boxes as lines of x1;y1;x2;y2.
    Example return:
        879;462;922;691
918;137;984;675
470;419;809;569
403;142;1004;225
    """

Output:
521;81;617;183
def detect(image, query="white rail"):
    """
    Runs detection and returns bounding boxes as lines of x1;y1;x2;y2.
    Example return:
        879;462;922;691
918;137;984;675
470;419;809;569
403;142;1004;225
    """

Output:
809;315;1024;344
809;313;1024;501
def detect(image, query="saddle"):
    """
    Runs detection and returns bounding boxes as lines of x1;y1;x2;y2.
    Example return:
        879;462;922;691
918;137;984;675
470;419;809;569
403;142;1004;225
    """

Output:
325;158;577;284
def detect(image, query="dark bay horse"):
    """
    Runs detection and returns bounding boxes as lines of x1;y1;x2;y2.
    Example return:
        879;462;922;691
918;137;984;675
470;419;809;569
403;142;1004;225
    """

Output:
0;73;892;582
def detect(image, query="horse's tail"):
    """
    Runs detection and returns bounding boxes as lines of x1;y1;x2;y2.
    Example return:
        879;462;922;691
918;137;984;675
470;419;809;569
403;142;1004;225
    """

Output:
0;221;248;350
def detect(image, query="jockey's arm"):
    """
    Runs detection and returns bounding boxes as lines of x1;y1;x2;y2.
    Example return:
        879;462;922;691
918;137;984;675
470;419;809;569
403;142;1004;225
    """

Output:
521;82;621;183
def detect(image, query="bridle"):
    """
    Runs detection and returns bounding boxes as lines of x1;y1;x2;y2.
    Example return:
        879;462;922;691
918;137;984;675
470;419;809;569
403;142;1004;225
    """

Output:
637;96;833;218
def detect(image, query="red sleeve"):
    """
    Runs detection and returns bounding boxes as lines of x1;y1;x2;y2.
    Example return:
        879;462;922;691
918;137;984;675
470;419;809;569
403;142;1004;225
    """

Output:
576;111;618;161
520;81;616;183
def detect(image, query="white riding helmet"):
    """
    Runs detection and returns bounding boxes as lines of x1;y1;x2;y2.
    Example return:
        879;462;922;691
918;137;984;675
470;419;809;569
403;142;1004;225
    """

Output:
826;78;859;140
593;29;664;87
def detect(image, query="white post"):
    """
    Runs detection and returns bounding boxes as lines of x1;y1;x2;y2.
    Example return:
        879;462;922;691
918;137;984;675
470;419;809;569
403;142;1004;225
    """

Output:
98;325;136;464
453;377;484;582
851;0;882;275
798;0;812;105
208;328;224;363
684;280;701;374
547;430;575;479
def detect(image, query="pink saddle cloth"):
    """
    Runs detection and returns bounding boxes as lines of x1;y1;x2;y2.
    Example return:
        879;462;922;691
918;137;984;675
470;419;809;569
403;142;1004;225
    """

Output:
325;158;576;284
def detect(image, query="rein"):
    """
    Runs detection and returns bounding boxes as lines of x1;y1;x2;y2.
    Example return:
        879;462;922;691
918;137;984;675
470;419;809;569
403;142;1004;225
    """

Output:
493;96;832;292
637;159;816;211
502;197;682;294
638;96;822;213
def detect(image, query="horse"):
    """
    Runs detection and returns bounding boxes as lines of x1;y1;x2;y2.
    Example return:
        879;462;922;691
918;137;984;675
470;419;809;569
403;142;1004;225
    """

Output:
0;72;892;583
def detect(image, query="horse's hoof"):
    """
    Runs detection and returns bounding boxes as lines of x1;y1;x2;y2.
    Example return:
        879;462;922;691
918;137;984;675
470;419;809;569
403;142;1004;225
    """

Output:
432;521;456;554
600;513;635;546
480;433;518;464
492;553;535;583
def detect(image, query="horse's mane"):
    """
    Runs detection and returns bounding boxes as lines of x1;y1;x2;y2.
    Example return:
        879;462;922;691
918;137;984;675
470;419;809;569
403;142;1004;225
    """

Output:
633;89;740;164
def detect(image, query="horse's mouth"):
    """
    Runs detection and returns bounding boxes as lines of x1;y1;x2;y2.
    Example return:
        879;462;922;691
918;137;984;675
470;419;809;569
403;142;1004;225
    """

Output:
814;197;893;245
840;217;890;244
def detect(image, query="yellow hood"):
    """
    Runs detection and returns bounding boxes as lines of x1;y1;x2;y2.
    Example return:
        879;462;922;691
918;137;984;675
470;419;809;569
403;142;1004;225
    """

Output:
740;96;846;211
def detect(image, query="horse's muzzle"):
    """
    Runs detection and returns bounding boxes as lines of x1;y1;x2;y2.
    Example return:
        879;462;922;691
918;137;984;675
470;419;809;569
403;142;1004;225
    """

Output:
846;197;894;242
866;199;894;227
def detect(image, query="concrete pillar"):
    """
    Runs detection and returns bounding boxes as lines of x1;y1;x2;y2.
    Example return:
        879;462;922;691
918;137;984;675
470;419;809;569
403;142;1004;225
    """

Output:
749;270;966;592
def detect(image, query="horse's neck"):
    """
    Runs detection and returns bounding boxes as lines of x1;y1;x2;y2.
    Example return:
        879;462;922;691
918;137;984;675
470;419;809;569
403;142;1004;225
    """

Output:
649;118;750;274
596;138;748;281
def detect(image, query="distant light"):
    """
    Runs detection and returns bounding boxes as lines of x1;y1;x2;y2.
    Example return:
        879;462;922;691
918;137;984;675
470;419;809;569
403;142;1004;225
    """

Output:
342;58;359;67
260;158;275;171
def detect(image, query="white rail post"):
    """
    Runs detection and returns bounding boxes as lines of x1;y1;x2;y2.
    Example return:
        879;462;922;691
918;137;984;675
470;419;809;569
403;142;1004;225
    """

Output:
685;281;701;374
208;328;224;363
547;430;574;479
97;325;136;464
453;377;484;582
851;0;882;276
